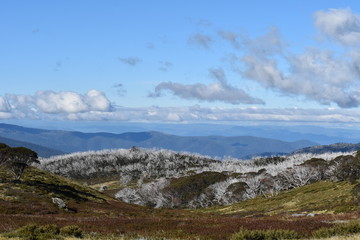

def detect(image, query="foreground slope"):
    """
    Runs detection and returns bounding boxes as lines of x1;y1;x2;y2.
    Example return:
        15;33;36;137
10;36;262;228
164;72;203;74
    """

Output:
2;166;358;239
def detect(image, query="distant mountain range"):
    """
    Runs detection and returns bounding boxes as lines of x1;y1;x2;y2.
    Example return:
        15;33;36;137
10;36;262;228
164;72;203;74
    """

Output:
0;123;316;158
6;120;360;145
294;142;360;154
0;136;65;157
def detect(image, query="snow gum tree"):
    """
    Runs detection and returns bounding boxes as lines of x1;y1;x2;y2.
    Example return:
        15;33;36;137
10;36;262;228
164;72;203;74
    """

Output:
0;144;39;181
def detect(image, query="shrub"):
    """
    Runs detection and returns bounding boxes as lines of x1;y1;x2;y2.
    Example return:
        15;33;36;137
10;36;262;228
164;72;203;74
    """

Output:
60;225;83;238
230;228;301;240
312;222;360;238
6;224;82;240
6;224;62;240
351;183;360;205
36;224;60;235
15;224;38;240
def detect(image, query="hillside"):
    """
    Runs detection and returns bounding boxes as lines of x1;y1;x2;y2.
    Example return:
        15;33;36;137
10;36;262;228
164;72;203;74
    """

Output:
0;123;316;158
1;145;360;239
0;166;116;215
40;147;360;210
0;164;358;239
204;180;359;216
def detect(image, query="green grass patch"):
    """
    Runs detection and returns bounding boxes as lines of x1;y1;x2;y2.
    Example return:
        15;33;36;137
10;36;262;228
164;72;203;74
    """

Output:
203;181;357;216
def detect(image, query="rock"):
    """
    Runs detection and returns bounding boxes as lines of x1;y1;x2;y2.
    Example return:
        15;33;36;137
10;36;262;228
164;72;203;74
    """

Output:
291;213;306;217
99;185;108;192
52;197;67;209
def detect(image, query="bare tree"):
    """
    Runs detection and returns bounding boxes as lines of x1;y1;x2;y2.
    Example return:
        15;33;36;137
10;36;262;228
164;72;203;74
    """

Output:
279;166;319;189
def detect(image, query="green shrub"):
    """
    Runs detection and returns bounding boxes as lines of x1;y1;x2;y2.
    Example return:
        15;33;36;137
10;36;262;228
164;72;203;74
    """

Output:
60;225;83;238
36;224;60;235
15;224;38;240
230;228;301;240
5;224;83;240
312;222;360;238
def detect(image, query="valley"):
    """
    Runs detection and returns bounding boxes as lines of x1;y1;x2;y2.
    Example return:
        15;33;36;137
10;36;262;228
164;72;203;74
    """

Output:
0;131;359;239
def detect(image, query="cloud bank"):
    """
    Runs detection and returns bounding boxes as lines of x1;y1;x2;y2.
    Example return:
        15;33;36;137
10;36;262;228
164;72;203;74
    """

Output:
1;89;360;125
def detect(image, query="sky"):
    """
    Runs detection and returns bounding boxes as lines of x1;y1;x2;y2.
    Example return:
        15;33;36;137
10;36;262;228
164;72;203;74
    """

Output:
2;0;360;129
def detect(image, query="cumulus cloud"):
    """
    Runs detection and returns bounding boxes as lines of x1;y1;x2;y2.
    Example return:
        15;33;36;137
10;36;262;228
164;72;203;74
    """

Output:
150;68;264;105
0;90;112;119
314;8;360;45
188;33;213;49
118;57;142;66
33;90;110;113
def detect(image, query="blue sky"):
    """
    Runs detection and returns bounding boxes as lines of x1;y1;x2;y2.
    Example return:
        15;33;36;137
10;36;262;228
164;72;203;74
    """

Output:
2;0;360;127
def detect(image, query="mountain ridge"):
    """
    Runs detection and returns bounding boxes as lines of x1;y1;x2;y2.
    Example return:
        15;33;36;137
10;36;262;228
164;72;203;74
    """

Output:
0;123;316;158
0;136;65;157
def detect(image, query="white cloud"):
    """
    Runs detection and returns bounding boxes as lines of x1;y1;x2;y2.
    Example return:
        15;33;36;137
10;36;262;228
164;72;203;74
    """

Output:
314;8;360;45
64;105;360;124
0;90;111;119
84;90;111;111
34;90;110;113
35;91;88;113
2;91;360;125
166;112;182;122
150;68;264;105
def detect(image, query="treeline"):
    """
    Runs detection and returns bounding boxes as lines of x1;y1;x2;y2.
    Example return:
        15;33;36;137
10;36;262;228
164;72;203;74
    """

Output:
39;148;360;208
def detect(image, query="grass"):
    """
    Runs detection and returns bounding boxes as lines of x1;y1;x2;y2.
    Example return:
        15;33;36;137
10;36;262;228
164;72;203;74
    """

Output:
202;180;358;216
89;180;126;198
0;166;359;239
